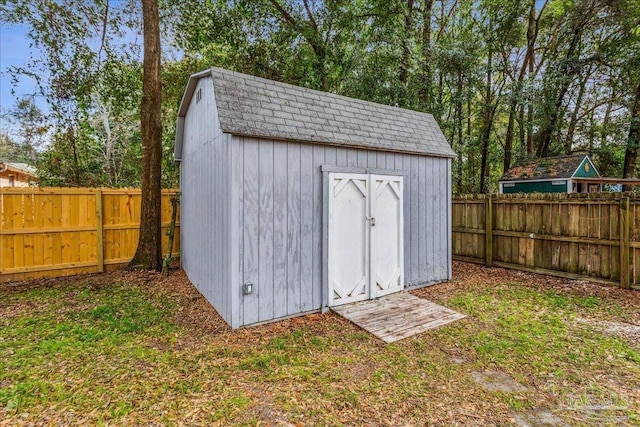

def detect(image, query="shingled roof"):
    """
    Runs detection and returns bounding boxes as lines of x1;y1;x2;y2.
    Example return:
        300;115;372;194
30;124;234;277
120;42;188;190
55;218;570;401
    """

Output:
500;155;591;182
0;162;37;176
175;68;455;160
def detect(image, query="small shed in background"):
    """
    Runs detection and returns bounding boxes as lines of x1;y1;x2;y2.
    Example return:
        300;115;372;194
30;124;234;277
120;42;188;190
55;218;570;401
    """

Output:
499;154;600;194
0;162;37;188
174;67;455;328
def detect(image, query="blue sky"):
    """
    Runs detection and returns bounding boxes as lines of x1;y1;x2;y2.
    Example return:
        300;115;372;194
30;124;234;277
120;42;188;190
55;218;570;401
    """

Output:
0;24;35;117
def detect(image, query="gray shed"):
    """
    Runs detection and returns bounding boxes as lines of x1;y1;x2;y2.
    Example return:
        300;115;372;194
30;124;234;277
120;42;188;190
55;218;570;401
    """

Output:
174;67;456;328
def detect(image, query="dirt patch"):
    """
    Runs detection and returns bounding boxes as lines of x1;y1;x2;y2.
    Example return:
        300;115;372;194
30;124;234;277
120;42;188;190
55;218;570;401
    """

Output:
511;409;569;427
471;371;529;393
576;317;640;346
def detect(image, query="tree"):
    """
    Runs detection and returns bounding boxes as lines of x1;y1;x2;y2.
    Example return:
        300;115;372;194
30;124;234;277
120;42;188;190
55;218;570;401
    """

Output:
129;0;163;270
5;0;640;195
9;97;50;164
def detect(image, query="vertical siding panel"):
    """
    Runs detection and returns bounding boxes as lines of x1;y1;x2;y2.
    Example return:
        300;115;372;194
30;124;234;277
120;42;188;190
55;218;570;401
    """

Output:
287;143;302;315
236;136;245;324
418;157;427;277
426;157;434;279
230;135;244;327
402;154;412;283
300;144;314;311
394;153;402;170
312;146;325;309
336;147;348;166
219;137;225;320
447;158;452;279
224;137;232;322
218;139;226;320
377;152;386;168
357;150;368;168
273;142;288;319
410;156;420;280
347;148;358;167
258;139;275;321
386;152;395;169
211;139;218;315
242;138;260;325
434;158;443;278
367;150;376;167
325;146;337;166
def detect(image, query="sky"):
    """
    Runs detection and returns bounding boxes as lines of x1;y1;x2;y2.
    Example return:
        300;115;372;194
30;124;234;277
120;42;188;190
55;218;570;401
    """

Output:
0;24;36;119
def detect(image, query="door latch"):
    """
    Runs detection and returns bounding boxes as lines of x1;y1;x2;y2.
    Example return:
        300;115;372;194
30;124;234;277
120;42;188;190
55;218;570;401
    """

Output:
366;216;376;226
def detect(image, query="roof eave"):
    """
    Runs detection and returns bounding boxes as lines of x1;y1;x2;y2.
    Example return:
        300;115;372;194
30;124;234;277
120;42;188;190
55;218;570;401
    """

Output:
226;130;457;158
0;163;37;177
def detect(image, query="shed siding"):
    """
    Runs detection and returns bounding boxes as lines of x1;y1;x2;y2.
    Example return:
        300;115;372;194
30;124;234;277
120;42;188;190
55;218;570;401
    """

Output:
233;135;451;326
180;78;233;326
502;180;568;193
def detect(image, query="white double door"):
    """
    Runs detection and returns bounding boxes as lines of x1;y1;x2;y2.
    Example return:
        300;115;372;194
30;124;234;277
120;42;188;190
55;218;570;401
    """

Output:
328;172;404;306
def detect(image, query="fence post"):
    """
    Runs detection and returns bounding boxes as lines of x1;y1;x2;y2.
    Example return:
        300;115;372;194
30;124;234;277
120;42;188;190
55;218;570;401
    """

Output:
95;189;104;272
620;196;630;289
485;194;493;267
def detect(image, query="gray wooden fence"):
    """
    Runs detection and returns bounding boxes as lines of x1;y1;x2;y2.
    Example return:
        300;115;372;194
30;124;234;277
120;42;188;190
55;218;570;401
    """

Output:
452;193;639;290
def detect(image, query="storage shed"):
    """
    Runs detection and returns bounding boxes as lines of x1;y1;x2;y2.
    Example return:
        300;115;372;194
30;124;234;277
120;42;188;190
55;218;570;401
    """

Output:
174;67;456;328
499;154;600;194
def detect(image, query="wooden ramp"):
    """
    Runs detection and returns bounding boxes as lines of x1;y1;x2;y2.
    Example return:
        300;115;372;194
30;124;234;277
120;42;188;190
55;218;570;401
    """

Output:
332;292;465;343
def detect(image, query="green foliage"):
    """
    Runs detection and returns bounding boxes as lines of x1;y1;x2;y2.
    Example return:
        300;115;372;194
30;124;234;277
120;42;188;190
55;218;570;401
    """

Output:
3;0;640;191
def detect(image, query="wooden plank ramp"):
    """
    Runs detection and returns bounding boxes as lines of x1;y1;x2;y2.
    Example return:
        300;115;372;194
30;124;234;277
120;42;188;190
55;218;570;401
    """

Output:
332;292;466;343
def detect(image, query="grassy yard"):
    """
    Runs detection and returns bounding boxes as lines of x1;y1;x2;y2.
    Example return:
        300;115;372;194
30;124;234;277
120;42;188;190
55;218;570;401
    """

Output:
1;263;639;426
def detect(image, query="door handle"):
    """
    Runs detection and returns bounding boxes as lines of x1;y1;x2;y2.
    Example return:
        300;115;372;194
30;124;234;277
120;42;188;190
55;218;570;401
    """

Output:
366;216;376;226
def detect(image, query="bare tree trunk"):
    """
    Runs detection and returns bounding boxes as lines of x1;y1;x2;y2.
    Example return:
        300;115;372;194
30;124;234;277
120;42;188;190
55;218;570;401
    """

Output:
505;0;543;170
504;102;517;174
565;70;590;152
420;0;434;109
455;71;463;193
536;3;593;157
129;0;162;271
465;95;474;192
601;95;613;148
68;125;81;186
623;82;640;184
518;104;526;156
479;35;493;194
400;0;414;85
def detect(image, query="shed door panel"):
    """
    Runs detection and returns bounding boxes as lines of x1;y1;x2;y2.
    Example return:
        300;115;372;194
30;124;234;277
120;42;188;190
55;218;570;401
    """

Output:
328;172;404;307
328;173;370;306
370;175;404;298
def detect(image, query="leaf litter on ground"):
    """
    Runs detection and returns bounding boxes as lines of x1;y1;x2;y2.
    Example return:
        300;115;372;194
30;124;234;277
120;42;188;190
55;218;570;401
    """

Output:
0;261;639;426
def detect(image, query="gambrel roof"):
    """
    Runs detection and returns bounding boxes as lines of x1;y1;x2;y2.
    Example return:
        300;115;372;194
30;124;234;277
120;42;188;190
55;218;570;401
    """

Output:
175;67;455;161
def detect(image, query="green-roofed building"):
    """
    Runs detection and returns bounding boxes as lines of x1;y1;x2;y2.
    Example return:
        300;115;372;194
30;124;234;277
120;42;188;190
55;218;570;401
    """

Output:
499;154;601;194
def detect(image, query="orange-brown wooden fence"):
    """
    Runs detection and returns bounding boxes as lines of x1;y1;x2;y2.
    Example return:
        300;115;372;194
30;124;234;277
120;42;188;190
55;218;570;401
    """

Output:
0;187;180;283
453;193;639;290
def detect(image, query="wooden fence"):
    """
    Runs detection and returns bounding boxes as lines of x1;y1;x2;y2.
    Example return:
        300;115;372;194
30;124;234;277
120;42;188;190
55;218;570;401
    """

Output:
453;193;639;290
0;187;180;283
